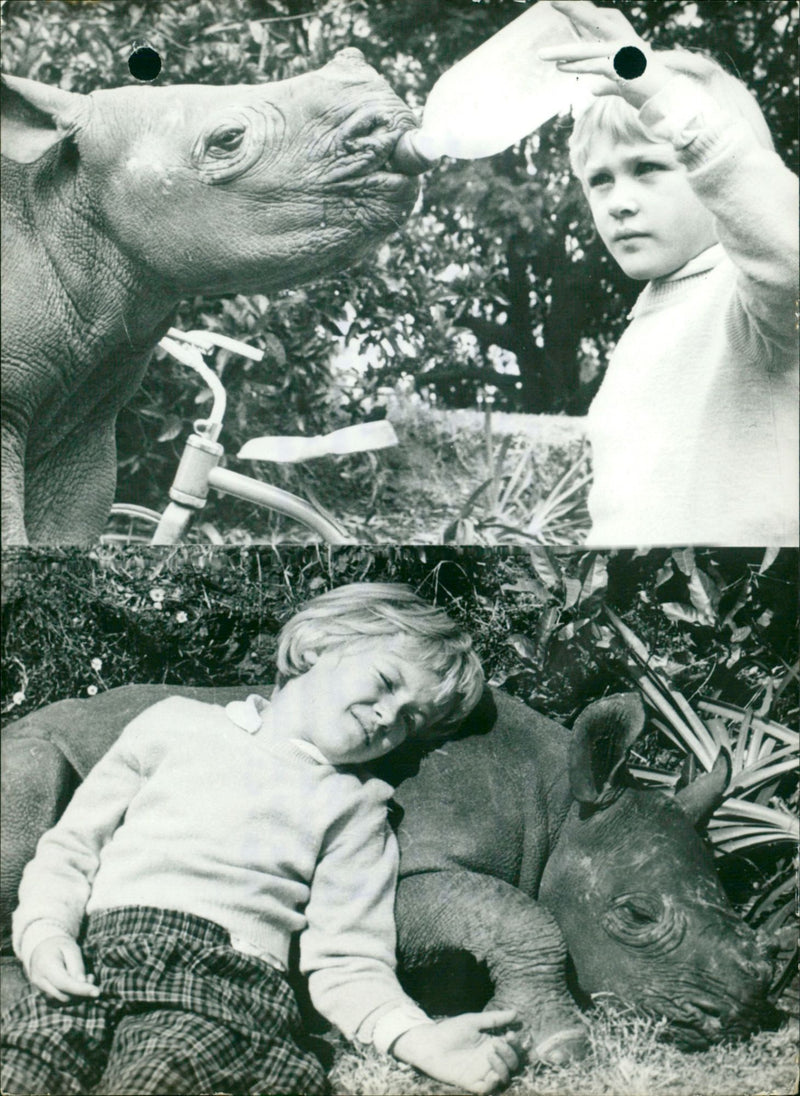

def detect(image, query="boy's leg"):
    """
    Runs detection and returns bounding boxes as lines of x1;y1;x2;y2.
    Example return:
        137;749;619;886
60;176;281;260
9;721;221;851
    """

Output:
0;990;110;1095
87;906;329;1095
95;1008;241;1095
96;1005;329;1096
246;1026;331;1096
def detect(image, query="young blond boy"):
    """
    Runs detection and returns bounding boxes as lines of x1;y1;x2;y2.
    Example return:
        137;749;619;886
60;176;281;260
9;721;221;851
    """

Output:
2;583;520;1096
542;0;798;546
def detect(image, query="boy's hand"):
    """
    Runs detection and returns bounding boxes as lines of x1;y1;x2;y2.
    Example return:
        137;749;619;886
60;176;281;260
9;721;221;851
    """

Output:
392;1009;522;1094
29;936;100;1003
541;1;673;109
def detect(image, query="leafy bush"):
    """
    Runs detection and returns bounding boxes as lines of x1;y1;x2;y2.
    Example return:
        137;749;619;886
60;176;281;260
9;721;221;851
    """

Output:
442;397;591;545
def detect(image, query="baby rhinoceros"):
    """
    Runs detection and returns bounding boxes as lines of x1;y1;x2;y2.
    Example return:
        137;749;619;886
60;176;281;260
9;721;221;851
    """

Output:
391;690;779;1064
0;53;419;546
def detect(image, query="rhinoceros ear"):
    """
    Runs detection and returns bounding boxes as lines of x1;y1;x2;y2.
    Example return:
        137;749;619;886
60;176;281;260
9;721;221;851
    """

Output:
673;748;732;829
1;74;84;163
568;692;645;807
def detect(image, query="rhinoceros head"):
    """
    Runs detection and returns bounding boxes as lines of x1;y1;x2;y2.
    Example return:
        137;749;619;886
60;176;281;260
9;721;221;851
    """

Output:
539;694;777;1049
1;51;419;294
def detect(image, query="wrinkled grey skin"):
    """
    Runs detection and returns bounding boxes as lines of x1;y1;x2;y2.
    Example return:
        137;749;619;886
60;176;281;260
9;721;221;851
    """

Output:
0;686;777;1068
0;54;419;546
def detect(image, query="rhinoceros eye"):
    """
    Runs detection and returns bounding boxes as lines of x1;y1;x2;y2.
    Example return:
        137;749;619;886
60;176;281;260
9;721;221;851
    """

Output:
193;108;270;183
619;900;658;926
206;125;246;157
602;892;680;948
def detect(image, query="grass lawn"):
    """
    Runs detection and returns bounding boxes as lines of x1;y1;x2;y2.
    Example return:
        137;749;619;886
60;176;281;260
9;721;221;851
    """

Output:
327;1002;798;1095
368;400;589;544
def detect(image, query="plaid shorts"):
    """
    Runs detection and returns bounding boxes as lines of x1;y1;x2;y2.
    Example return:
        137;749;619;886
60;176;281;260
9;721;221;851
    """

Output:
1;906;330;1095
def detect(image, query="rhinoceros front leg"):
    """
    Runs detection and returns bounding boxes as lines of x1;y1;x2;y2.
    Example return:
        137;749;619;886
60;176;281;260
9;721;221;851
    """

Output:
396;870;588;1064
24;418;119;545
1;421;29;547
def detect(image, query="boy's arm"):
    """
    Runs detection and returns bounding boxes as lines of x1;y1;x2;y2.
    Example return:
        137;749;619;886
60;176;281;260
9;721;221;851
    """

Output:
12;716;146;974
640;82;798;357
544;1;799;356
301;782;521;1092
300;781;429;1046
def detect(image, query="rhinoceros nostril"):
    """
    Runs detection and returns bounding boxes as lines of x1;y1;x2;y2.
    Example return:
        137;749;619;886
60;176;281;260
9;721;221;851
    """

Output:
754;928;781;963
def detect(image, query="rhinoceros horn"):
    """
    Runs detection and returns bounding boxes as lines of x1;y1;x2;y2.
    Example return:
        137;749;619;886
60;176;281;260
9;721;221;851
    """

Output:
568;692;646;807
673;748;732;827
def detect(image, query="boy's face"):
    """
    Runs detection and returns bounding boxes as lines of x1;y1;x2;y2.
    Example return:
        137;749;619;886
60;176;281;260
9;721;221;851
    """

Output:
582;134;718;280
274;636;445;765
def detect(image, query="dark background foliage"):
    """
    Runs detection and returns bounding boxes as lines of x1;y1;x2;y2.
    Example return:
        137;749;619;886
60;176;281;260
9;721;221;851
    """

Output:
3;545;795;728
2;0;797;516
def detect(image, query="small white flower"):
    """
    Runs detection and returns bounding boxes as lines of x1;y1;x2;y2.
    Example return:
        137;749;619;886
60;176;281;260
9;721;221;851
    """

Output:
87;684;98;696
90;658;103;672
175;611;188;624
149;587;166;603
12;690;25;706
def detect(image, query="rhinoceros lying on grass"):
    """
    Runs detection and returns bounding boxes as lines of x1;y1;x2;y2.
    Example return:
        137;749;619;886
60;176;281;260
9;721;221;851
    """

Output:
386;687;778;1062
0;685;778;1069
0;55;419;546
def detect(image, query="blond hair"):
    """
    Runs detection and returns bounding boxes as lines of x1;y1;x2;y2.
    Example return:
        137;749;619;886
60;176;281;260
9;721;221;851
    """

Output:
275;582;484;732
569;49;774;182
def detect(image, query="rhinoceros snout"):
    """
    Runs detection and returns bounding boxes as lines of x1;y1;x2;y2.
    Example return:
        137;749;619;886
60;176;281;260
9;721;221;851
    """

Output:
734;927;779;1000
754;927;781;970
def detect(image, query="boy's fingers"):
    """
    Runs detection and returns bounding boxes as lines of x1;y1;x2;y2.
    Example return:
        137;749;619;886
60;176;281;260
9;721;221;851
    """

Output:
554;58;617;78
66;980;101;998
37;979;70;1003
492;1037;521;1071
54;972;100;997
61;947;87;981
540;42;619;62
551;0;637;41
473;1009;518;1031
486;1058;510;1086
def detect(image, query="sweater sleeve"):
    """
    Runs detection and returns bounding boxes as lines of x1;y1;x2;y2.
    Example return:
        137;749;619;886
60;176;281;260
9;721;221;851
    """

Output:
638;77;799;362
301;777;430;1049
12;711;149;973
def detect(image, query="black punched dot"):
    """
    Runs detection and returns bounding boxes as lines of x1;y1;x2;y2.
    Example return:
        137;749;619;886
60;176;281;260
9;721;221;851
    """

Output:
129;46;161;82
613;45;647;81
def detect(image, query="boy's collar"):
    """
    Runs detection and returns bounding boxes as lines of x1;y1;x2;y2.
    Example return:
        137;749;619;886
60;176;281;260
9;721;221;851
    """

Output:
659;243;724;283
225;693;271;733
288;739;332;765
224;693;332;765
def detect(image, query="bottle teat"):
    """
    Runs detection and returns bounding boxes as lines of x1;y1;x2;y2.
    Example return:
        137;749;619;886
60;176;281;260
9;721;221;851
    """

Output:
391;129;441;175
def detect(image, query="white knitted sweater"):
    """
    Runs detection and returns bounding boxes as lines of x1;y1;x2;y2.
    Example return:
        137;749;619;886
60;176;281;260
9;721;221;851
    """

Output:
585;80;798;547
12;696;428;1051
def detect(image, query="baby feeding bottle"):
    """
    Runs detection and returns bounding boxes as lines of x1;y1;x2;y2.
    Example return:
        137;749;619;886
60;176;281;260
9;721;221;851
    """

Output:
393;0;582;173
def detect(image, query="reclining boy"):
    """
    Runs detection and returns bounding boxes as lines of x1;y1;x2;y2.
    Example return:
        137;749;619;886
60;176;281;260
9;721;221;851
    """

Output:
2;583;521;1095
